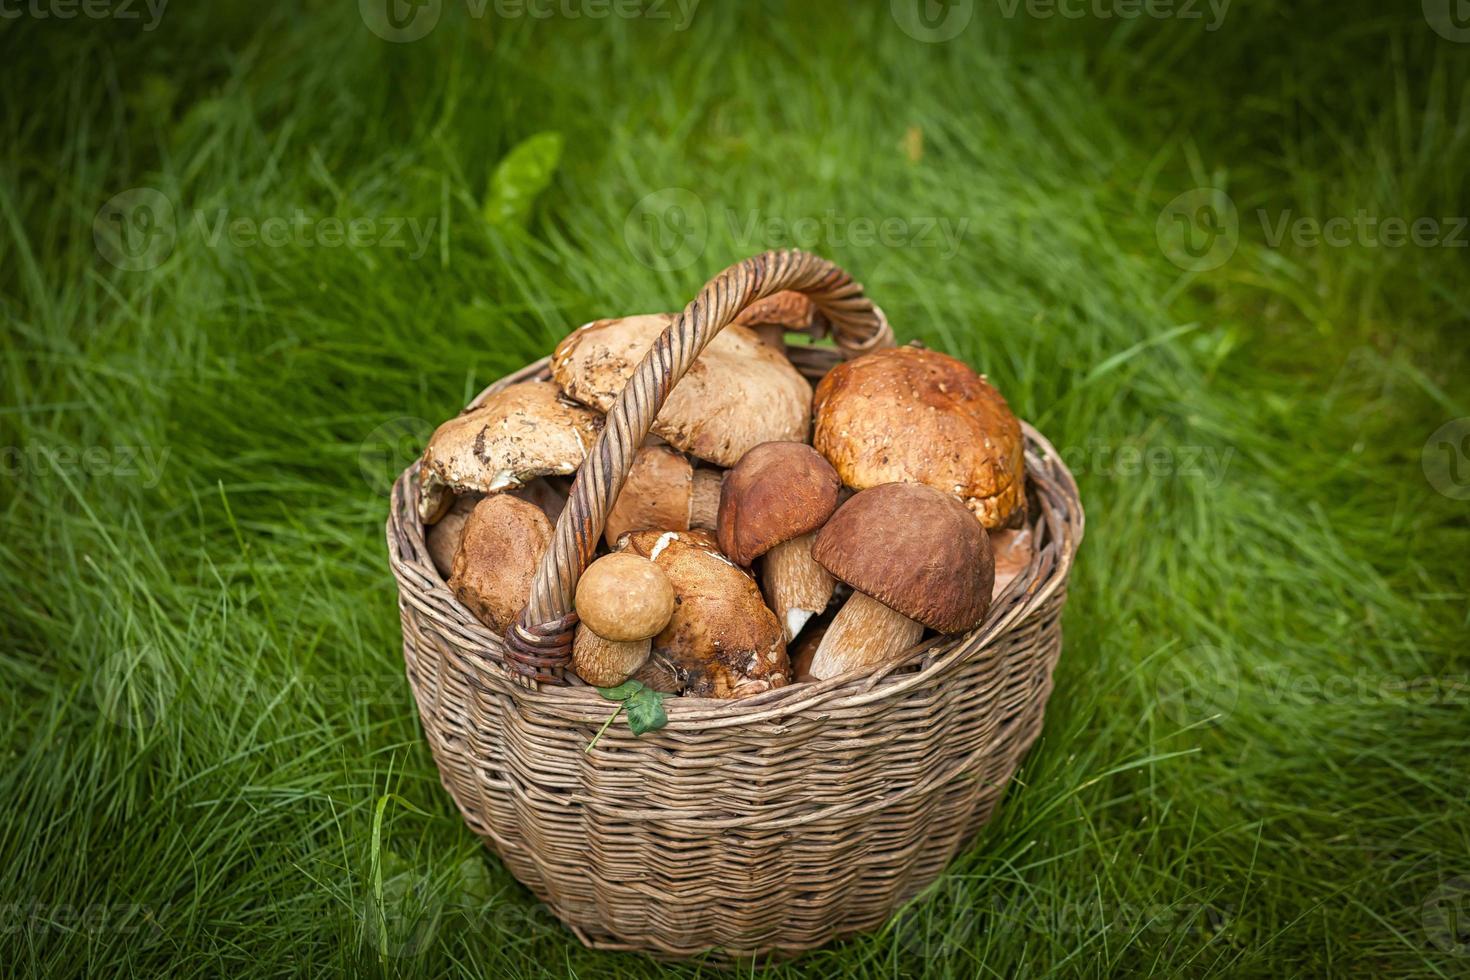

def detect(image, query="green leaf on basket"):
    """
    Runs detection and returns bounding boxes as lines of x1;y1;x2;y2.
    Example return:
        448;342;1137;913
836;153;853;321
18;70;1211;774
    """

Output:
593;680;669;738
483;131;564;229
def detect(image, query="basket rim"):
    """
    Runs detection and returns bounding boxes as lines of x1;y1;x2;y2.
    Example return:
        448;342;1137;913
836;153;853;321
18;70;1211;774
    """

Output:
386;345;1085;731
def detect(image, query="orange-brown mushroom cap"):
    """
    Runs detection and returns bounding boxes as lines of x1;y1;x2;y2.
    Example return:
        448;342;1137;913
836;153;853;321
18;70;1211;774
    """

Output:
812;483;994;634
812;346;1025;528
717;442;841;566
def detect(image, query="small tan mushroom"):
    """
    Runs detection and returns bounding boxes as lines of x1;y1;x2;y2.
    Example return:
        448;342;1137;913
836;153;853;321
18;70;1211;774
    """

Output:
418;381;602;523
426;492;482;578
619;529;790;698
808;483;994;679
447;494;553;632
603;447;721;547
813;347;1026;528
551;314;811;467
717;442;841;642
571;554;676;687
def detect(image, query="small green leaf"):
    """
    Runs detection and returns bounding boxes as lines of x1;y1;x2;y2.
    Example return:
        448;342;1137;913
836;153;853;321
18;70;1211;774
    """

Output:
624;686;668;735
592;680;669;737
483;131;563;229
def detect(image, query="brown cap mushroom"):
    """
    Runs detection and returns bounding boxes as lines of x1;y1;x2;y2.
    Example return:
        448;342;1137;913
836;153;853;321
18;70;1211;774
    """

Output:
807;483;994;679
812;347;1025;528
571;553;676;687
619;529;790;698
551;313;811;467
418;381;602;523
425;492;482;578
717;442;841;642
447;494;553;632
730;290;820;352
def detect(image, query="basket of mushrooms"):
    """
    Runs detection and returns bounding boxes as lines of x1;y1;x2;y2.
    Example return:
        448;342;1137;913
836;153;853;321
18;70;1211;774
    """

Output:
386;249;1084;961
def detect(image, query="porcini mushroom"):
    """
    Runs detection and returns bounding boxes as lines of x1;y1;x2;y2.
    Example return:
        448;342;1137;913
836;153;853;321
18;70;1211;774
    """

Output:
808;483;994;679
731;290;820;352
447;494;554;632
989;527;1034;599
418;381;602;523
552;314;811;467
717;442;841;642
571;553;676;687
619;529;790;698
603;447;722;547
426;492;481;578
812;346;1026;528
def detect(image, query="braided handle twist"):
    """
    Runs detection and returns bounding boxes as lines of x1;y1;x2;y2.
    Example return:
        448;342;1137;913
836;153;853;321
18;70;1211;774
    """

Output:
505;249;893;682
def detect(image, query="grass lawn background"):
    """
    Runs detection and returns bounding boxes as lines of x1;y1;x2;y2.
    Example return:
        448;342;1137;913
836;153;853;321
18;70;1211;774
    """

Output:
2;1;1467;976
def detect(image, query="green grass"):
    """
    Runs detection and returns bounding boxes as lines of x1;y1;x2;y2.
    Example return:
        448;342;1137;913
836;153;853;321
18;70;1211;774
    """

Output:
2;2;1467;977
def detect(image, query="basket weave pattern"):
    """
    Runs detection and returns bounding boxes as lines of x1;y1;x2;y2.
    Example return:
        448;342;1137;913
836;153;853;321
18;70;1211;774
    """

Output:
385;252;1084;959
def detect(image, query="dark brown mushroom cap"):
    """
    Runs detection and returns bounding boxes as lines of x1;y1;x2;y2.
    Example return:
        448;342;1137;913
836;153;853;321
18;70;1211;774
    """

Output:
812;483;994;634
812;346;1026;528
717;442;841;566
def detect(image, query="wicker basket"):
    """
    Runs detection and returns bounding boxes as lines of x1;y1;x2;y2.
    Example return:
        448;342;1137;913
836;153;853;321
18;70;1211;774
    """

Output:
385;250;1084;961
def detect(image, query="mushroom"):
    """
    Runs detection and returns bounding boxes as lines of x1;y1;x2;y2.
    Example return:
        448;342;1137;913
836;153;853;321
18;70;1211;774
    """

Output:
812;346;1026;528
808;483;994;680
717;442;841;642
603;446;722;547
571;553;676;687
619;529;790;698
551;314;811;467
511;476;572;524
425;492;482;578
447;494;553;632
789;620;829;682
989;527;1034;599
730;290;820;352
418;381;602;523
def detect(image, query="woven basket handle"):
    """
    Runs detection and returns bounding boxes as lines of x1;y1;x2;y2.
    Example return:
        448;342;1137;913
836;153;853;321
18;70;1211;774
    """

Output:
506;249;893;682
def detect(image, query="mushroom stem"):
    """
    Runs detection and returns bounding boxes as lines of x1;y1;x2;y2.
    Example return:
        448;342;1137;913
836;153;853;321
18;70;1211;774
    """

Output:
689;469;722;530
571;628;651;688
763;533;834;642
807;590;924;680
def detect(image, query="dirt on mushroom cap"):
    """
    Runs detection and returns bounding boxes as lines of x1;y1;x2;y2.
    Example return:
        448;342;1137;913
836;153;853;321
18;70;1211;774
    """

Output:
812;346;1025;528
448;494;553;632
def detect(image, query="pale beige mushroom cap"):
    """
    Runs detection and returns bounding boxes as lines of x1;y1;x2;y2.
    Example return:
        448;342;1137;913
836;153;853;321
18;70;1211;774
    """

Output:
418;381;602;523
448;494;553;632
551;314;812;467
619;529;791;698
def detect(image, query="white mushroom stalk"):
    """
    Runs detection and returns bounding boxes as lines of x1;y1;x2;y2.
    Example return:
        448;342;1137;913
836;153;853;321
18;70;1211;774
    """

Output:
762;532;834;642
808;590;923;680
